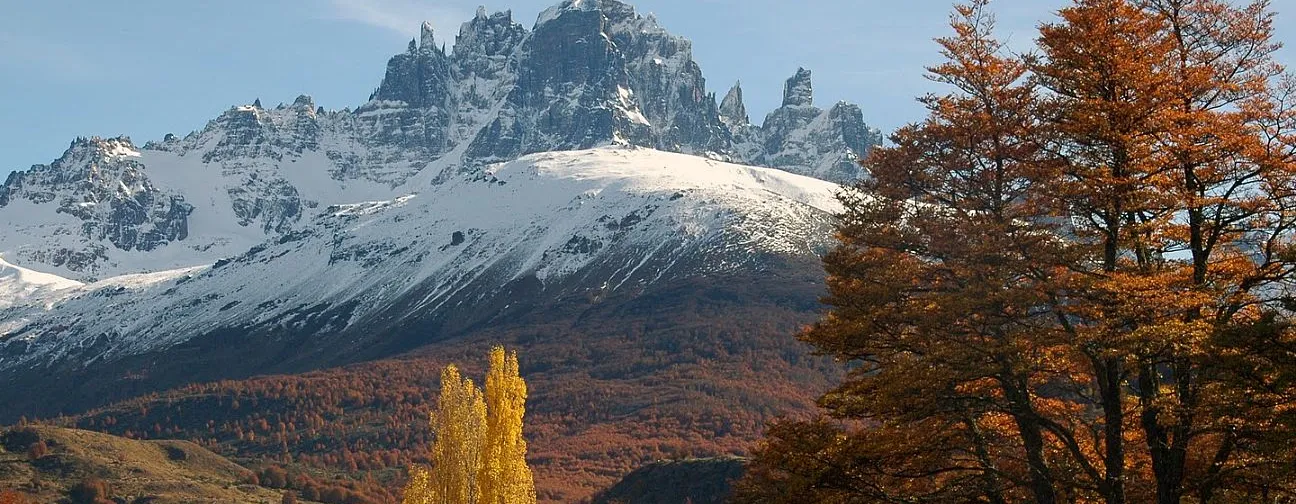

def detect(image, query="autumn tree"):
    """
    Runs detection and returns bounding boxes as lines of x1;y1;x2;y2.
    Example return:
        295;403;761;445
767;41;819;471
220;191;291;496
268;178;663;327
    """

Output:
404;363;487;504
0;491;30;504
479;347;536;504
403;467;434;504
1034;0;1296;501
68;477;113;504
25;440;47;461
737;0;1296;503
403;347;535;504
738;2;1097;501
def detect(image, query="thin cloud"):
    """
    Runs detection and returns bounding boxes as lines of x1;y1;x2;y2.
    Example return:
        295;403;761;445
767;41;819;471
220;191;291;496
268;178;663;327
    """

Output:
325;0;470;43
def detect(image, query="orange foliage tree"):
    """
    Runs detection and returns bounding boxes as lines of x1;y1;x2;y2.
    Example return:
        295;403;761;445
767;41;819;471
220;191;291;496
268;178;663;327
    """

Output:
736;0;1296;503
0;491;30;504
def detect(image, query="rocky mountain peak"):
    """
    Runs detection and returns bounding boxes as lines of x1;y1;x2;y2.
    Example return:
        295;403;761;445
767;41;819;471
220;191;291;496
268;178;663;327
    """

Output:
782;67;814;107
291;94;315;110
453;8;526;69
719;81;748;126
0;136;192;275
1;136;139;208
357;0;879;177
420;21;438;51
2;0;885;278
536;0;604;26
61;136;142;163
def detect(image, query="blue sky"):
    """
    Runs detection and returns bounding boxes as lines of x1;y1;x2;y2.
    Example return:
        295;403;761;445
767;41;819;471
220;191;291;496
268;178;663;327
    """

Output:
2;0;1293;176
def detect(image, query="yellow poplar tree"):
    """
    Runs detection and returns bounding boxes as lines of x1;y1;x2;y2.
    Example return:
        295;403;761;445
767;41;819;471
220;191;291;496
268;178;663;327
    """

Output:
401;467;434;504
478;346;536;504
404;363;487;504
403;348;535;504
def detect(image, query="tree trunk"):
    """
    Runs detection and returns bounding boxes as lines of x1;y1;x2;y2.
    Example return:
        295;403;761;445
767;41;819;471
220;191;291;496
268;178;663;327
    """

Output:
1096;357;1127;504
1015;415;1059;504
1139;363;1185;504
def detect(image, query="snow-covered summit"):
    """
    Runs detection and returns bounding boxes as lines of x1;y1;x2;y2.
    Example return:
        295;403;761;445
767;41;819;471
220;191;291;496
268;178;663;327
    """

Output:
0;0;880;280
536;0;603;26
0;147;840;371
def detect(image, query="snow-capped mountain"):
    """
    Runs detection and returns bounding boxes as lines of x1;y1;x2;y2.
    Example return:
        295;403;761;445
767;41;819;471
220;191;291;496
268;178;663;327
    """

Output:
0;0;873;417
2;0;876;281
0;147;840;372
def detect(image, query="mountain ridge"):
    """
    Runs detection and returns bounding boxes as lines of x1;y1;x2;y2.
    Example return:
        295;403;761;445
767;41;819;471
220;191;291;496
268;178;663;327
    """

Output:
1;0;877;280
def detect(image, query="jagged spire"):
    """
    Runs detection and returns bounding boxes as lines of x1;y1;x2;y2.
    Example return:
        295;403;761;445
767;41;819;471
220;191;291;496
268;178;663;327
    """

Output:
719;81;748;125
420;21;437;49
782;68;813;107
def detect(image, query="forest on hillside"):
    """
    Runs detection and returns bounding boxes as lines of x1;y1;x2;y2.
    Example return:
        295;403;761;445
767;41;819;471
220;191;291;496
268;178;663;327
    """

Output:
56;301;836;503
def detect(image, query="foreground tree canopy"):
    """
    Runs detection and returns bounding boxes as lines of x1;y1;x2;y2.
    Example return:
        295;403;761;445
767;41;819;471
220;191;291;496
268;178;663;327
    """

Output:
737;0;1296;503
403;347;536;504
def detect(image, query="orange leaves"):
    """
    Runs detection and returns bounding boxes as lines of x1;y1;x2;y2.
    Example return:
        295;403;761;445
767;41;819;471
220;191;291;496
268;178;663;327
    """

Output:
0;491;30;504
744;0;1296;502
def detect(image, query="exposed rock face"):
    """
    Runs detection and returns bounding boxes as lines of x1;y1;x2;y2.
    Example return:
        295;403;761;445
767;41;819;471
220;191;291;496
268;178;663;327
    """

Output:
452;8;528;112
370;0;879;174
362;23;456;152
782;67;814;107
0;137;192;276
468;1;652;162
197;99;322;163
761;71;883;181
603;1;730;155
719;82;749;126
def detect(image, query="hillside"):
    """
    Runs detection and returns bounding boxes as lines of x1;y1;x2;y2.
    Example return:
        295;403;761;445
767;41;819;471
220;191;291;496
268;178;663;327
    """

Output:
59;265;837;502
0;425;306;503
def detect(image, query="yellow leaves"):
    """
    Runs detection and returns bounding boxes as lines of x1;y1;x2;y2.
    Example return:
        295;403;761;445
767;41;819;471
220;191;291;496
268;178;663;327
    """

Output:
402;466;434;504
401;348;535;504
422;364;486;504
479;347;535;504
